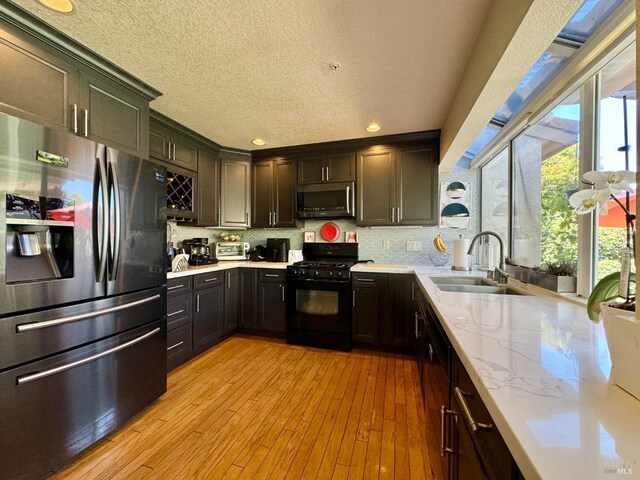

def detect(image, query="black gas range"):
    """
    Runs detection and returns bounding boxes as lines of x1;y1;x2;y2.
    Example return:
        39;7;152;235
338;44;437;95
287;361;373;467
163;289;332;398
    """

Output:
286;243;358;351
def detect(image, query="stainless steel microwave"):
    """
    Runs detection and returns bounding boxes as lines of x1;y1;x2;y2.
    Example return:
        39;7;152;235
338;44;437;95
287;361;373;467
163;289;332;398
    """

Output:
296;182;355;219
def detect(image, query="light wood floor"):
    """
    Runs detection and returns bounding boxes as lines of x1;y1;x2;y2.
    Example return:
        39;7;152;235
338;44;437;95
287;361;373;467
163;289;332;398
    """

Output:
51;335;435;480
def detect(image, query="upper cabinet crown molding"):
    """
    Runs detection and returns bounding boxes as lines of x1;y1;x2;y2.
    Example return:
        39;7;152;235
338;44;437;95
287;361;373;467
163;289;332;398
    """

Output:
251;129;441;160
0;3;161;101
150;109;222;152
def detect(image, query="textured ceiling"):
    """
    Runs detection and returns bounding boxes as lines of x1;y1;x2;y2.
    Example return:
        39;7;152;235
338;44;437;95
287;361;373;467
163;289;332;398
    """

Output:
11;0;492;150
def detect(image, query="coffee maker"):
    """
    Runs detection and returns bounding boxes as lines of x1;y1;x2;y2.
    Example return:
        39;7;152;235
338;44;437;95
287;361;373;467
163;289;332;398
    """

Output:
182;238;217;266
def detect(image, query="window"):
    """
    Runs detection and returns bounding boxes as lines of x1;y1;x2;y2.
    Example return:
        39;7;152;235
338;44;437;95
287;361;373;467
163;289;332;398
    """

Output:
512;89;581;268
481;148;509;246
595;43;636;281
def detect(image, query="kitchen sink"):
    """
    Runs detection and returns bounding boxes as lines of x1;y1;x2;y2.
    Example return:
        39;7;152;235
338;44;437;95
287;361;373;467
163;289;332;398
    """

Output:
435;284;527;295
429;276;494;286
429;276;527;295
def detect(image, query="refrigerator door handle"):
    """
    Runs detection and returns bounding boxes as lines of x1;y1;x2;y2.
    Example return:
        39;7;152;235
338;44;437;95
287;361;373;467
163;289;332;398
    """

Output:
96;149;109;283
108;150;122;281
16;327;161;385
16;294;161;332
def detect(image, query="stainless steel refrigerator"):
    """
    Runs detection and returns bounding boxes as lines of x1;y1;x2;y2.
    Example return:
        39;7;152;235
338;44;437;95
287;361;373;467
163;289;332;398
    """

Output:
0;111;168;480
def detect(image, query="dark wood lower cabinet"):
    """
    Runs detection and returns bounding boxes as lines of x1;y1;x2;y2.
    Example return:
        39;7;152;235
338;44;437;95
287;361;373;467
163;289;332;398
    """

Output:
224;269;239;333
193;281;224;354
239;269;257;328
414;281;523;480
257;281;286;332
351;272;414;350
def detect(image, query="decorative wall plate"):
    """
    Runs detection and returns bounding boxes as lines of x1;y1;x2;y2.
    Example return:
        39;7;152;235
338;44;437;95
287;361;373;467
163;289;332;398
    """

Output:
320;222;340;242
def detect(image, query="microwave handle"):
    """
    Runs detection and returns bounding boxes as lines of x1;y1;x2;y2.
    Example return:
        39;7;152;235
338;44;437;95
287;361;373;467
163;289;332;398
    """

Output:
346;185;350;214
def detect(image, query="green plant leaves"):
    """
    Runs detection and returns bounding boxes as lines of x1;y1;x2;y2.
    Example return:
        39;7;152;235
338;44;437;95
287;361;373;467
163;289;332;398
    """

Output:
587;272;636;322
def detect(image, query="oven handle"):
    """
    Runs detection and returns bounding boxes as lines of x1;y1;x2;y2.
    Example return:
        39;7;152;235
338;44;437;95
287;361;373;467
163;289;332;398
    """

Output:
289;278;351;285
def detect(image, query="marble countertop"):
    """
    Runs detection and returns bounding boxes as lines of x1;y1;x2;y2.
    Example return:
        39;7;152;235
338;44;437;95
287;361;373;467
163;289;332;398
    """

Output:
167;261;290;279
411;266;640;480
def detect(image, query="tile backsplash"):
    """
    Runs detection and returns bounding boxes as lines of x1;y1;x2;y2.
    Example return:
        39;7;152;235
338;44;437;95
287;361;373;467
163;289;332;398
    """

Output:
170;163;479;266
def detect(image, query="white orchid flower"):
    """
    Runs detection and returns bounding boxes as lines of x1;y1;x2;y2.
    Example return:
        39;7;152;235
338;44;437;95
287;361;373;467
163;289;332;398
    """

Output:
569;189;609;215
583;170;635;194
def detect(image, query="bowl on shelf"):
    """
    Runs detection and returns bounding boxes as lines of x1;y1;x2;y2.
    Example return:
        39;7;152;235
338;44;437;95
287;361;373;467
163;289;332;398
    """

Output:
429;252;451;267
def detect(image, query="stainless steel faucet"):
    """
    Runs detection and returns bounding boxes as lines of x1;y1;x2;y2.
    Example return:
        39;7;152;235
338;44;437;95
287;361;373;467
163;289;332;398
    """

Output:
467;231;509;284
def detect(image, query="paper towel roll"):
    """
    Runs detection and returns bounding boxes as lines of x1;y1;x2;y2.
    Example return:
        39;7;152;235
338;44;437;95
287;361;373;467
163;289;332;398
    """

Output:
453;238;471;269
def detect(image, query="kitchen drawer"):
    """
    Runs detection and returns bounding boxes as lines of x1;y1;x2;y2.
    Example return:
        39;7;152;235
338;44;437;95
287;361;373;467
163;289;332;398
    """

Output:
353;273;379;288
167;324;193;372
453;354;517;480
167;276;192;297
194;271;224;290
258;269;286;282
167;292;192;330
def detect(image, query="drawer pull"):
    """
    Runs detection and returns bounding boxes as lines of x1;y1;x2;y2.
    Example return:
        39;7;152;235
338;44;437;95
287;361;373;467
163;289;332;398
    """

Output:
440;406;455;456
167;340;184;351
167;309;185;317
168;284;185;291
204;277;219;282
17;294;160;332
454;387;493;432
356;278;375;283
17;327;160;385
264;274;280;278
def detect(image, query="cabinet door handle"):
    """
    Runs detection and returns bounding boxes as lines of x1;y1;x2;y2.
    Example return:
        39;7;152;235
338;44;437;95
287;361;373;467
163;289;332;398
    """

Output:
83;109;89;137
227;272;231;288
72;104;79;133
454;387;493;432
166;142;171;160
268;212;272;226
391;207;395;223
352;290;356;308
396;207;400;224
321;166;325;182
415;312;419;339
196;294;200;312
246;212;249;225
281;285;285;302
440;406;455;456
167;340;184;351
428;343;434;362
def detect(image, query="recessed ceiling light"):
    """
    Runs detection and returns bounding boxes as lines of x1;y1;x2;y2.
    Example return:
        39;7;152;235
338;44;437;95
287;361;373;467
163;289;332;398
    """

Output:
35;0;76;13
252;138;266;146
366;123;381;133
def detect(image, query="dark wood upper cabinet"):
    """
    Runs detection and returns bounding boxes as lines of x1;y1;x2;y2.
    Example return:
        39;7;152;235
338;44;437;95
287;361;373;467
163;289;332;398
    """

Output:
79;70;148;157
220;152;251;227
196;148;220;227
0;14;158;157
357;143;438;227
252;157;297;228
298;152;355;184
252;161;273;228
396;145;438;226
357;147;395;226
0;29;76;131
149;119;197;172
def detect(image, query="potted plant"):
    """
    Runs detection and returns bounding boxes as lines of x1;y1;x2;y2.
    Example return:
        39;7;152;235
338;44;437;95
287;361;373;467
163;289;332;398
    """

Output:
503;258;578;293
569;167;637;399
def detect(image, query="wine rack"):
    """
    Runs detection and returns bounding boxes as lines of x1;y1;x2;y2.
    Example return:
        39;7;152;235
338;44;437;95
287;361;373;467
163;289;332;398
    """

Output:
166;169;197;219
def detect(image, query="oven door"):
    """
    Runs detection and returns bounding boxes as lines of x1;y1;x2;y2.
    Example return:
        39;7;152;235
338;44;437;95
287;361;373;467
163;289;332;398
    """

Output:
286;277;352;350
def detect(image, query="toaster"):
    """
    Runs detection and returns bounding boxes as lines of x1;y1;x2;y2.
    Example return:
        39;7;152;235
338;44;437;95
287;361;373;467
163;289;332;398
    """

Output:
215;242;250;261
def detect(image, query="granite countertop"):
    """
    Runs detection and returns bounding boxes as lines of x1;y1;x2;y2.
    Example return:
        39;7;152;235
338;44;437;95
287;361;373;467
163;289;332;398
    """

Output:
410;266;640;480
167;261;291;279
